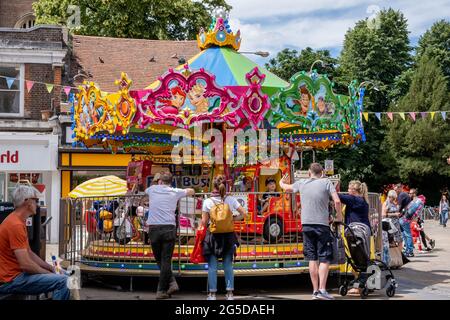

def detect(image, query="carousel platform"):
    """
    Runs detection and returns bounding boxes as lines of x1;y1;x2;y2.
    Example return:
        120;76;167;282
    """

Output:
63;239;341;276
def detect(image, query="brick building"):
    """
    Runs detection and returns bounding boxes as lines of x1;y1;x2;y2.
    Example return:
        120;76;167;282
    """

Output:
0;0;35;28
0;25;67;244
0;0;200;245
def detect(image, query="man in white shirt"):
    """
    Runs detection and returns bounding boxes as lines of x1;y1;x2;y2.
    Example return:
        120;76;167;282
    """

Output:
145;172;194;299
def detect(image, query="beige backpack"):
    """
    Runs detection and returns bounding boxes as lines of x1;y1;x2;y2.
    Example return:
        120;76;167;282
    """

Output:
209;199;234;233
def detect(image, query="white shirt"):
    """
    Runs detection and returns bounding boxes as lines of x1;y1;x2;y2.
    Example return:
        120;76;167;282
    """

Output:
145;185;187;226
202;196;242;214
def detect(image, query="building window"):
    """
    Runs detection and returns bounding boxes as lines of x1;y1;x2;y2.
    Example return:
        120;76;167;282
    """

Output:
0;64;24;117
14;13;36;29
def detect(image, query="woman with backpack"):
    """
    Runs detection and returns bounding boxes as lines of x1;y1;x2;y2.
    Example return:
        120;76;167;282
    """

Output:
200;175;247;300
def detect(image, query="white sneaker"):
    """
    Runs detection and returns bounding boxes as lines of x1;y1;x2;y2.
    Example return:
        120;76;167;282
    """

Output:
226;292;234;300
312;291;320;300
207;293;216;300
317;290;335;300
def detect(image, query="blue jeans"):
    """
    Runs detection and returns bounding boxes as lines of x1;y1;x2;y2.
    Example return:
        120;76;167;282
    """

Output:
0;273;70;300
441;211;448;226
399;218;414;255
207;251;234;293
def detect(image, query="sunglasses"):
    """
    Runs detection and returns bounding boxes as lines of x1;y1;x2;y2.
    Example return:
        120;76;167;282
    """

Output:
26;198;39;204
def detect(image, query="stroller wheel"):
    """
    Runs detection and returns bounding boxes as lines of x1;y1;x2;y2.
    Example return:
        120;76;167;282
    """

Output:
360;287;369;298
386;284;396;297
339;285;348;296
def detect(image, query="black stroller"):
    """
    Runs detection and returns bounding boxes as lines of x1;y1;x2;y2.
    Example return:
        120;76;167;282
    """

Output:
336;222;397;299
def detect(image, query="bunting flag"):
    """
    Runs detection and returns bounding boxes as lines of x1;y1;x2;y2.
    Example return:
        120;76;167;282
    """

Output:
375;112;381;121
442;111;447;120
409;112;416;121
362;112;369;122
399;112;405;120
46;84;54;93
431;112;436;120
64;86;72;97
387;112;393;121
420;112;427;119
26;80;34;92
6;77;15;89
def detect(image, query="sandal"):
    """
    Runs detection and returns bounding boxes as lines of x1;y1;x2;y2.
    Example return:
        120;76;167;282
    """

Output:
347;288;361;296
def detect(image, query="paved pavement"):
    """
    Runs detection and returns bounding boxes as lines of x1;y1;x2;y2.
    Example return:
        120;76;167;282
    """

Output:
51;220;450;300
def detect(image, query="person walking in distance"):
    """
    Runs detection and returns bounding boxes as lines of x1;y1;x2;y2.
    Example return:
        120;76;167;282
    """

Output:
439;194;449;228
145;172;195;299
280;163;343;300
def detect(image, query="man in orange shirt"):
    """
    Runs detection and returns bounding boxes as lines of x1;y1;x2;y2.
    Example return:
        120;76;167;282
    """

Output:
0;185;70;300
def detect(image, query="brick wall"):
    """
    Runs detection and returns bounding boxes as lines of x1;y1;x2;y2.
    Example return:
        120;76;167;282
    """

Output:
24;64;61;119
0;27;63;43
0;0;34;28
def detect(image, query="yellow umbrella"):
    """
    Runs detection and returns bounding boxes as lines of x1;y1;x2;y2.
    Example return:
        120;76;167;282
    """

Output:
68;175;127;198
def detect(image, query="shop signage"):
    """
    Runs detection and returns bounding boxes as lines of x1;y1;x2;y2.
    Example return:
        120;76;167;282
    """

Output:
0;150;19;164
180;176;210;188
0;144;56;171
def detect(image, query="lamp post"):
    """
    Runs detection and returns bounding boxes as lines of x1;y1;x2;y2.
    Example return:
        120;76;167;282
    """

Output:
358;80;380;92
309;60;325;74
240;51;270;58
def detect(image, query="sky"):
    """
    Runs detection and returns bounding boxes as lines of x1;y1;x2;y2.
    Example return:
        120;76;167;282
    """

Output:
226;0;450;63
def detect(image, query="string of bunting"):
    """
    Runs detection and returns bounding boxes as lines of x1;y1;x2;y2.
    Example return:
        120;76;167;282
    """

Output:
0;75;78;98
360;111;448;121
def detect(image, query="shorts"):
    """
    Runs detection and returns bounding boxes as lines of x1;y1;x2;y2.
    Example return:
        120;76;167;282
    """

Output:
302;224;333;263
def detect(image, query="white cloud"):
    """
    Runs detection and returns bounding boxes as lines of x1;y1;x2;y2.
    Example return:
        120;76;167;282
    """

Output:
225;0;450;61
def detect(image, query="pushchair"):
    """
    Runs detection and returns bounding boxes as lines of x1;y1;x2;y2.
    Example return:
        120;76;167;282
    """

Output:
337;222;397;299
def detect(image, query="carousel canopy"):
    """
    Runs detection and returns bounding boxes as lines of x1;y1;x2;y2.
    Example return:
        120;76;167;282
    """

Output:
146;47;288;96
71;11;365;154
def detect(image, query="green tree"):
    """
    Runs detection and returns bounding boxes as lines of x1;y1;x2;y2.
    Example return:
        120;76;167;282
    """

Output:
319;9;413;191
33;0;231;40
265;47;338;82
390;20;450;106
386;53;450;203
417;20;450;85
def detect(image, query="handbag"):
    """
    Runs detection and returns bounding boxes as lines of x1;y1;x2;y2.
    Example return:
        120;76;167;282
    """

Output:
388;245;404;268
190;227;207;264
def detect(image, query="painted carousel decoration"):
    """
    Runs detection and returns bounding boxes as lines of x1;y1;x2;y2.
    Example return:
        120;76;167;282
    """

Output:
269;71;365;148
197;8;241;51
73;82;113;140
131;66;241;129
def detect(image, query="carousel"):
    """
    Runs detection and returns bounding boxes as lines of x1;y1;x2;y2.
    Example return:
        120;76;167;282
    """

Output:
63;11;366;277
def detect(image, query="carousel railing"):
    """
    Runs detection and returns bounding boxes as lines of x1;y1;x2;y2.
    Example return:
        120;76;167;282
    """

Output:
59;191;382;275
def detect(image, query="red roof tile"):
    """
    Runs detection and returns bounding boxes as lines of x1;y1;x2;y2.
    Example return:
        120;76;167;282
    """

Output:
71;35;199;92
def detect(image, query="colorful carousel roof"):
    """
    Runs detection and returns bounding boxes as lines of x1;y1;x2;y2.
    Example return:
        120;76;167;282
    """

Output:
71;11;365;154
146;47;288;96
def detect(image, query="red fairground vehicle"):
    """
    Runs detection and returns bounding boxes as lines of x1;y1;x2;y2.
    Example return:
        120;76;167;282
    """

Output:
227;155;341;242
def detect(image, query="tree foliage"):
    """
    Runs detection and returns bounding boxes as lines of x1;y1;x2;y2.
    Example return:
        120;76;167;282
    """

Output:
265;48;338;82
385;53;450;203
417;20;450;82
33;0;231;40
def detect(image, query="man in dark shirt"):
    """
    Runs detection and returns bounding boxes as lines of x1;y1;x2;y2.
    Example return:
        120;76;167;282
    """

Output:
394;183;412;212
394;184;414;257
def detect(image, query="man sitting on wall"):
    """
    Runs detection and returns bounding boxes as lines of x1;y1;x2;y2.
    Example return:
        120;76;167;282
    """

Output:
0;185;70;300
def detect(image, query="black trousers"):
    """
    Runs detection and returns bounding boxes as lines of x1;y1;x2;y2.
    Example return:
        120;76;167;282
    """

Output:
149;225;176;292
420;230;429;248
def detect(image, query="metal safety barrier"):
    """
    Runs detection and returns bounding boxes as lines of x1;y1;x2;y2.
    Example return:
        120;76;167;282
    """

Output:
59;191;382;276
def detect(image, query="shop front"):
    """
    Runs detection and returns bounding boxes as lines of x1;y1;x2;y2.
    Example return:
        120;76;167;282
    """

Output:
0;132;59;243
